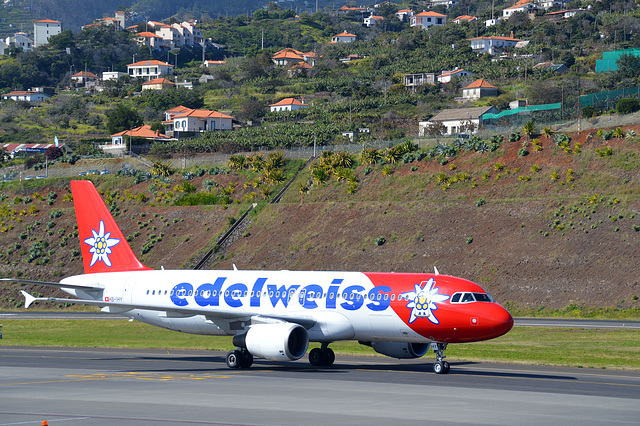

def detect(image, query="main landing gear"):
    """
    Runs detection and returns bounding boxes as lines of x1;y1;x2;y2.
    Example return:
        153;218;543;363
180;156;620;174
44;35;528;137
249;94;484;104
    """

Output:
308;343;335;367
226;348;253;369
431;343;450;374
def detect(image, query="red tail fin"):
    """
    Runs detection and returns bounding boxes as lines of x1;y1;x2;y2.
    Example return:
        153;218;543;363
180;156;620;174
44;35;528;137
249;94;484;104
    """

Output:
71;180;151;274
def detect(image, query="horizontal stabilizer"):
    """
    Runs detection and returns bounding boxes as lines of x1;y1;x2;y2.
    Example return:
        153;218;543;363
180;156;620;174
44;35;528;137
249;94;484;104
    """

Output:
21;290;37;309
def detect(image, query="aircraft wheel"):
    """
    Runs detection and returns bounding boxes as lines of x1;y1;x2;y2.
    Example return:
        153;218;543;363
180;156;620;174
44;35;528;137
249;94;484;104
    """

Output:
226;350;242;369
309;348;326;366
240;351;253;368
323;348;335;366
442;361;450;374
433;361;444;374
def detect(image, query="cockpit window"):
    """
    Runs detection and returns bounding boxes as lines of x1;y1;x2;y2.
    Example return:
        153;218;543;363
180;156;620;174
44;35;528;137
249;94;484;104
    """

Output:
473;293;493;302
461;293;475;303
451;293;461;303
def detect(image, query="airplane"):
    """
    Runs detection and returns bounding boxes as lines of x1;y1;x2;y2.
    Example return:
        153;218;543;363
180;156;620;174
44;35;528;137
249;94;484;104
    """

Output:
2;180;513;374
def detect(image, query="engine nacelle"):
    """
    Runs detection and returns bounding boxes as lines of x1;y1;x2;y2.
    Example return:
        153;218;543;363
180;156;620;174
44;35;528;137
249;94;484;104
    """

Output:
234;323;309;361
369;341;430;359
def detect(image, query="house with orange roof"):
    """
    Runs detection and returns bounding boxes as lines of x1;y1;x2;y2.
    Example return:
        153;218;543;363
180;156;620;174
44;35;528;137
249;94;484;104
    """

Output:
468;36;522;56
168;108;234;133
337;6;366;13
452;15;478;24
331;31;357;43
364;15;384;27
110;125;170;146
71;71;101;87
395;9;414;21
437;68;473;83
127;60;173;81
136;32;164;49
410;11;447;29
33;19;62;48
287;62;313;77
141;78;175;91
502;1;539;18
272;50;305;66
269;98;308;113
204;60;225;67
461;79;498;100
3;89;51;102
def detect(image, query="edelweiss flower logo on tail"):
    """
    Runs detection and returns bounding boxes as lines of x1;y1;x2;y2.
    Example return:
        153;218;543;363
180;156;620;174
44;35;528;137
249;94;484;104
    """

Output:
84;220;120;267
399;278;449;324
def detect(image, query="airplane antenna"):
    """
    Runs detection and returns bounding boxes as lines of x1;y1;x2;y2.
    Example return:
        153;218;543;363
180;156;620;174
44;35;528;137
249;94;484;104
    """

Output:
434;266;440;275
233;264;238;271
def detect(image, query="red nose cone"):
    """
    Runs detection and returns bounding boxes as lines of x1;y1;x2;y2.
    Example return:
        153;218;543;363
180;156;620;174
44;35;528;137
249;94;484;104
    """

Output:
487;305;514;339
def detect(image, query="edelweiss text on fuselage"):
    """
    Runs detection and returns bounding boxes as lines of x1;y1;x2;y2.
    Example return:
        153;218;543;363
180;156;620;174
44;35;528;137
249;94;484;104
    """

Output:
170;277;392;312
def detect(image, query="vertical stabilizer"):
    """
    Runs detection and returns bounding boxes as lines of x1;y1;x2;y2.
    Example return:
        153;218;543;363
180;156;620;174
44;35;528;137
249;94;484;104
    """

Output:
71;180;151;274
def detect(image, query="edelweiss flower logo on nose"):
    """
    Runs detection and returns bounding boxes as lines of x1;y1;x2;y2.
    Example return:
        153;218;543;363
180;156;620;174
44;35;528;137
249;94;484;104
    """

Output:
399;278;449;324
84;220;120;267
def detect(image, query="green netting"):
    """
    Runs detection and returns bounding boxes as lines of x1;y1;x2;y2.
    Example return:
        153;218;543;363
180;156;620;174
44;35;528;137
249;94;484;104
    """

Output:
595;48;640;72
482;103;562;120
579;87;640;108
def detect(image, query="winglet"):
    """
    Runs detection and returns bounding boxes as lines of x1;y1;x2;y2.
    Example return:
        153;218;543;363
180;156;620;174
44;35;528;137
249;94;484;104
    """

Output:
21;290;37;309
434;266;440;275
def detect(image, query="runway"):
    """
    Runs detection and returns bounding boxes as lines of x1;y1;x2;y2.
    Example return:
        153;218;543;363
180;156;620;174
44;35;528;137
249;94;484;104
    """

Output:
1;347;639;425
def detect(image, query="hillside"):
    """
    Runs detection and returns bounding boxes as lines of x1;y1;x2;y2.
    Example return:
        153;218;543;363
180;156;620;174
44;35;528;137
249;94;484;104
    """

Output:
1;124;639;313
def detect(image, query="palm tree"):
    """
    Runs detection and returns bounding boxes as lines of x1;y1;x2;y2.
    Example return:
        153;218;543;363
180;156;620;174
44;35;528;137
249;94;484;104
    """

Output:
541;126;554;138
522;121;536;140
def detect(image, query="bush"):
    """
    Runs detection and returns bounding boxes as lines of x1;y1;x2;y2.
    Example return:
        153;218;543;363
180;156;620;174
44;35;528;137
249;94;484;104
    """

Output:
375;236;386;246
582;106;597;118
518;147;529;157
616;98;640;114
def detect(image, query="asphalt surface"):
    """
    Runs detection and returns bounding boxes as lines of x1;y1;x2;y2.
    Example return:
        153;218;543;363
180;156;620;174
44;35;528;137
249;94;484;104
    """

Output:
0;347;639;425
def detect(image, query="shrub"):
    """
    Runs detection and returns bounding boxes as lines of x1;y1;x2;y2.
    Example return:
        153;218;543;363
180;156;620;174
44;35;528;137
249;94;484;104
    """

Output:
616;98;640;114
518;147;529;157
375;236;386;246
595;147;613;158
475;198;486;207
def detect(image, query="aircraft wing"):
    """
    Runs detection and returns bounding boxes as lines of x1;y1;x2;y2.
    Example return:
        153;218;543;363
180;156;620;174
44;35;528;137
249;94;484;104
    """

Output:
18;290;318;329
1;278;103;291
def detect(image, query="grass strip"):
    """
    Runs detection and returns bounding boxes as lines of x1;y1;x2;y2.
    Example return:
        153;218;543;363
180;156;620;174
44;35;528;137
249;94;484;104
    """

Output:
0;320;638;370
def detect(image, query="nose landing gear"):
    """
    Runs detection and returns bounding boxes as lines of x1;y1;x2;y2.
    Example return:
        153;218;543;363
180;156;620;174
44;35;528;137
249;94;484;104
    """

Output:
431;343;450;374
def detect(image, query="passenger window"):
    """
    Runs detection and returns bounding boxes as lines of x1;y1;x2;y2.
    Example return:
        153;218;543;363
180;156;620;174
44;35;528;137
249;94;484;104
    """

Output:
152;290;155;295
146;290;149;295
193;290;198;297
451;293;461;303
461;293;475;303
391;294;395;301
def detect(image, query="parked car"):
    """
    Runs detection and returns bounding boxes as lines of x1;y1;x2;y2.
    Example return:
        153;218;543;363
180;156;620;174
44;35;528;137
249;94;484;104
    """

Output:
86;169;100;175
25;175;35;180
100;169;110;175
78;171;87;176
36;175;46;179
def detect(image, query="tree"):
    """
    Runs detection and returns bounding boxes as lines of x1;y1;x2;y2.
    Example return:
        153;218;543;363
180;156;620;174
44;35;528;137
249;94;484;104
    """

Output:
106;104;143;135
616;53;640;80
238;98;265;122
423;121;446;142
522;121;536;139
149;122;165;133
45;146;64;160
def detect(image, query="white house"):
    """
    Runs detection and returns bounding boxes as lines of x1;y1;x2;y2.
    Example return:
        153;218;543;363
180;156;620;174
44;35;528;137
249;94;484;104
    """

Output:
502;1;539;18
6;32;32;51
395;9;414;21
419;106;499;136
127;60;173;81
461;79;498;100
269;98;308;112
272;50;305;66
136;32;164;50
33;19;62;48
0;40;7;55
437;68;473;83
102;71;128;81
452;15;478;24
71;71;100;87
141;78;175;91
468;36;522;56
171;108;234;133
410;11;447;29
331;31;357;43
204;60;225;67
403;73;437;91
364;15;384;27
3;90;51;102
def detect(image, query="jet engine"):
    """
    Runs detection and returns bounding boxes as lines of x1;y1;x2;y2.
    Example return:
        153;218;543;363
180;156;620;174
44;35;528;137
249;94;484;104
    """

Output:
233;323;309;361
365;341;430;359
